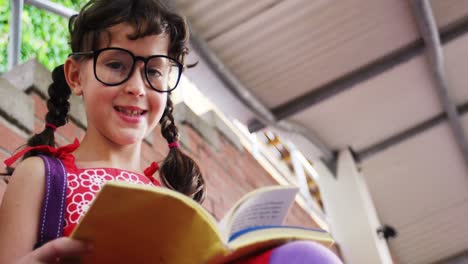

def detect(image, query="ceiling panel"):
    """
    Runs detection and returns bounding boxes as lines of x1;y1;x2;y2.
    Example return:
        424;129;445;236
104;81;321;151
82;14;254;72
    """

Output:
390;200;468;264
208;0;419;108
444;32;468;105
176;0;468;109
431;0;468;30
289;54;442;151
360;117;468;264
190;0;282;41
177;0;420;107
361;121;468;229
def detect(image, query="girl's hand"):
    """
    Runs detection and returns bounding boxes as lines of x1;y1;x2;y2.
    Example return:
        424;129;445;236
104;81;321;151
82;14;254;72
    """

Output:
16;237;92;264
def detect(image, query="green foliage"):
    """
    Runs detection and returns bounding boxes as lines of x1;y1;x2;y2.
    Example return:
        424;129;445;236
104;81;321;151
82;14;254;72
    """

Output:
0;0;87;73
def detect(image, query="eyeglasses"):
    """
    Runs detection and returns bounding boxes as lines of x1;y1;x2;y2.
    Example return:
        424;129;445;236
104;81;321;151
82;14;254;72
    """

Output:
70;47;183;93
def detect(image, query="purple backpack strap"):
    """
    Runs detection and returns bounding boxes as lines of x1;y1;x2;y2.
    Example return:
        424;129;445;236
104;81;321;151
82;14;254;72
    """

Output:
34;155;68;249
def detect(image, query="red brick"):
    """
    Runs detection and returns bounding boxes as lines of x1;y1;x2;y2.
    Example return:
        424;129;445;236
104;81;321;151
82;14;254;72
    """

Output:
34;118;45;134
218;135;242;161
220;158;249;189
57;121;85;142
237;154;276;188
285;204;321;229
0;148;11;163
0;121;28;154
55;134;70;147
182;125;204;157
31;93;48;119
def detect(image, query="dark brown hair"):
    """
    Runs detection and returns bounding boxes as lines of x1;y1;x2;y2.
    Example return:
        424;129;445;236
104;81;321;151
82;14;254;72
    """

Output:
20;0;205;202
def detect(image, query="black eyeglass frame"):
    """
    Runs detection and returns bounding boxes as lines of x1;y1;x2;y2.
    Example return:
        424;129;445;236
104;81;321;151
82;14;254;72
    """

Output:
69;47;183;93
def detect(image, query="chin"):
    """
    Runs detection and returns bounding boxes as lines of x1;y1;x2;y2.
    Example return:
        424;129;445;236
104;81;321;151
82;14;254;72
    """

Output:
111;134;145;146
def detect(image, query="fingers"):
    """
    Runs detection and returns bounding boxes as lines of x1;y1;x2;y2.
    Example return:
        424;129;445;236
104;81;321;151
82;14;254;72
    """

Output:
32;237;92;262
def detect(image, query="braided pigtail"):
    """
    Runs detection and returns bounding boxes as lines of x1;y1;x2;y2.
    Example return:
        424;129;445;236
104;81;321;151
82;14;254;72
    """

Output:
23;64;71;159
159;97;206;203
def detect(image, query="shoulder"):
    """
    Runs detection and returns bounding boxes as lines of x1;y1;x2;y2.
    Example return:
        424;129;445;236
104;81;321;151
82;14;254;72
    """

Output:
4;156;46;202
0;157;45;263
1;155;47;215
15;156;46;171
0;157;47;261
12;156;46;183
4;156;47;201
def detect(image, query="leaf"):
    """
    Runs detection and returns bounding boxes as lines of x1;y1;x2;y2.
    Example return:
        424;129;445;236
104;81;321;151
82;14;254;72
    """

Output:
1;0;87;72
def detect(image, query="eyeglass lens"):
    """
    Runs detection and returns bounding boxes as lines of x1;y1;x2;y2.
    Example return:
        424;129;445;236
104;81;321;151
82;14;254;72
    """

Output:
95;49;180;91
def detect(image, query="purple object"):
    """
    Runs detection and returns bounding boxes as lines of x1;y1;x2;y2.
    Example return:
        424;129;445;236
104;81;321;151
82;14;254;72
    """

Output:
269;241;343;264
34;155;67;249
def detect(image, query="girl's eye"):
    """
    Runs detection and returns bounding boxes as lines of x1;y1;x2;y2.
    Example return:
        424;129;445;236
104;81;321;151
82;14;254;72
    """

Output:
105;61;126;71
147;68;163;78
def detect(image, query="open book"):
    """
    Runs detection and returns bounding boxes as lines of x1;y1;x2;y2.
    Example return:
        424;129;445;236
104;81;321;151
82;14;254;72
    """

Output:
71;182;334;263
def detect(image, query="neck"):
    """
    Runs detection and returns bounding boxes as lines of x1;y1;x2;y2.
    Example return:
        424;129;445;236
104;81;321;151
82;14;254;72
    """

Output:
72;130;144;174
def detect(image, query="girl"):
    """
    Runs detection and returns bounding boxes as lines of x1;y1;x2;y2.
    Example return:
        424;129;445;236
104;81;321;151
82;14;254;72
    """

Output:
0;0;342;263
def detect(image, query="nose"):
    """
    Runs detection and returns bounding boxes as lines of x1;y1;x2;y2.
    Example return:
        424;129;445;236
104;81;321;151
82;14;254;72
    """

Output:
123;64;147;97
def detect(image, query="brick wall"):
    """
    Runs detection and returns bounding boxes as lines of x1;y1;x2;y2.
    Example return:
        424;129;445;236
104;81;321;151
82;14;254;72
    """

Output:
0;59;321;230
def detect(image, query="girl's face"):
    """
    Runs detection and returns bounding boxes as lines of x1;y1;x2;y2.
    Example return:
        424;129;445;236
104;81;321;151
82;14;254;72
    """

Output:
69;23;170;146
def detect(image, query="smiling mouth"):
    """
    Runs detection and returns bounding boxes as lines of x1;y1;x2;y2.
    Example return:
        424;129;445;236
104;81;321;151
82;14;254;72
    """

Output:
114;106;147;116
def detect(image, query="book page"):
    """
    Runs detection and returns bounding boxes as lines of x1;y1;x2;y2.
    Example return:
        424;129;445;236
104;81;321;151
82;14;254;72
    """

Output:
225;186;298;239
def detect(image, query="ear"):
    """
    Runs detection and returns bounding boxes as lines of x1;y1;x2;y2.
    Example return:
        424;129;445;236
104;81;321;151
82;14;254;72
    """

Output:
64;58;83;96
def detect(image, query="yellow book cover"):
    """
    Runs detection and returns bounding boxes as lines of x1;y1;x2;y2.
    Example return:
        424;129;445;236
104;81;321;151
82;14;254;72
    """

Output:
71;182;334;263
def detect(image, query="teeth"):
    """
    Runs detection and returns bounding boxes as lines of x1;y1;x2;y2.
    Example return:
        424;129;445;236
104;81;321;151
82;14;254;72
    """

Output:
116;107;143;116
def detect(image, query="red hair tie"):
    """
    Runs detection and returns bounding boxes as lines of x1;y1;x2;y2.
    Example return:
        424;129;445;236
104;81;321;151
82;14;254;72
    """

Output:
168;142;179;149
45;123;57;132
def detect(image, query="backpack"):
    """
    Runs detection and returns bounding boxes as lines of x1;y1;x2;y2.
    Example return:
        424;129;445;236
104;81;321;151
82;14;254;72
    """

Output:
33;155;67;249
